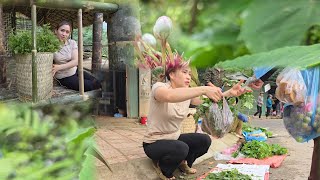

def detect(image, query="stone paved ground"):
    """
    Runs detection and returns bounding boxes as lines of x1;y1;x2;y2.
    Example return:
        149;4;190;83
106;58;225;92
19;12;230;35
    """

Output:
93;116;240;180
94;116;314;180
184;117;313;180
94;117;147;165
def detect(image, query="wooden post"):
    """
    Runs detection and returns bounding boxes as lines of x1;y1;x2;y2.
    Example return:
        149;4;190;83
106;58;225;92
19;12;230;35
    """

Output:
107;2;140;118
138;68;151;117
92;12;103;76
31;4;38;102
78;8;84;96
309;137;320;180
0;5;6;85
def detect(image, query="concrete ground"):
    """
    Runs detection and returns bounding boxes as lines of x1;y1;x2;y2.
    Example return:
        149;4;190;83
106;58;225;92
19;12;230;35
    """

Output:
183;117;313;180
250;117;313;180
93;116;313;180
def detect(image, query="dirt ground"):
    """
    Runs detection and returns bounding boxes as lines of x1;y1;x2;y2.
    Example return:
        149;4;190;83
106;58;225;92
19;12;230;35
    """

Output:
175;117;313;180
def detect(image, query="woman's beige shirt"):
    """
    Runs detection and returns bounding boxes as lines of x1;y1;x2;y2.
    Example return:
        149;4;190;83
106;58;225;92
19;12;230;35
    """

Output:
53;39;78;79
143;82;191;143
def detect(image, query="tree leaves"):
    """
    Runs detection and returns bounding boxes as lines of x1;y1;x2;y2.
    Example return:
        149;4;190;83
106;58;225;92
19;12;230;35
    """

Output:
8;24;60;54
190;45;234;68
66;127;96;144
239;0;320;53
217;44;320;69
0;103;96;179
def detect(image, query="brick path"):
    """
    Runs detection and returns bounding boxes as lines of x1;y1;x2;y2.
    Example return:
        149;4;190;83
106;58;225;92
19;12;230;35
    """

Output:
94;116;147;166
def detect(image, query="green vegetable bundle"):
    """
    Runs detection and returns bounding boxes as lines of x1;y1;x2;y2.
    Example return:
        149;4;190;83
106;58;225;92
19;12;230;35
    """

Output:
238;140;288;159
204;169;253;180
242;123;273;138
8;24;60;54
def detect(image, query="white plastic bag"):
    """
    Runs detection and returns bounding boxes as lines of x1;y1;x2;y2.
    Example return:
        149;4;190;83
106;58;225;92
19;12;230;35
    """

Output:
201;98;234;138
275;68;307;105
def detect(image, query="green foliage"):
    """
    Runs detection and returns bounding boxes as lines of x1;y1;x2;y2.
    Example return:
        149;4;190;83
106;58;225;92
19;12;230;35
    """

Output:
79;153;96;180
37;25;61;53
193;96;212;122
240;140;287;159
304;25;320;45
0;102;96;179
217;44;320;69
241;141;272;159
193;86;255;122
204;169;252;180
242;123;273;138
221;78;255;111
231;151;239;158
138;0;253;68
8;30;32;54
190;45;234;68
8;24;60;54
239;0;320;53
238;92;255;110
271;144;288;155
72;24;108;57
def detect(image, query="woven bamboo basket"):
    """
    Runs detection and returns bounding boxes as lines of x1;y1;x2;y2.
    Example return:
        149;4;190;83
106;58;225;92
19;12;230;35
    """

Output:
181;108;197;133
15;53;53;101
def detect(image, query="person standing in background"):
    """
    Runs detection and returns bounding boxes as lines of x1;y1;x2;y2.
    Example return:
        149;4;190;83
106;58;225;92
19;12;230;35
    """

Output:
266;94;273;118
254;92;264;118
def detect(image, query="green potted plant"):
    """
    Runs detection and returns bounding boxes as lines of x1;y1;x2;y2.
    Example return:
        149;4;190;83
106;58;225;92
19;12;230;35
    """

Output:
8;24;60;101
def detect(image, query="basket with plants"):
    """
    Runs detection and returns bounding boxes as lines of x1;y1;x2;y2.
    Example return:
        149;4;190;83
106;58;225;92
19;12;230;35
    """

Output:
8;24;60;101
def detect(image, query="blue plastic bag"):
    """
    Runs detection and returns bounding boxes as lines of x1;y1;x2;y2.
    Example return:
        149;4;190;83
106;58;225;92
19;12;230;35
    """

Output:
282;66;320;142
237;112;248;122
243;130;267;142
254;66;275;79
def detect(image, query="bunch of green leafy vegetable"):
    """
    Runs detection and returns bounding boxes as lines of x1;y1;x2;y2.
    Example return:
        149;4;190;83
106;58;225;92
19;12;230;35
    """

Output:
0;102;97;179
193;96;213;123
8;24;60;54
236;140;287;159
242;123;273;138
204;169;253;180
222;78;255;112
270;144;288;155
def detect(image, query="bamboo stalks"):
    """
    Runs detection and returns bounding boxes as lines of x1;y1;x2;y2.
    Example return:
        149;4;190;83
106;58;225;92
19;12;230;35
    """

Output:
78;8;84;96
31;4;38;102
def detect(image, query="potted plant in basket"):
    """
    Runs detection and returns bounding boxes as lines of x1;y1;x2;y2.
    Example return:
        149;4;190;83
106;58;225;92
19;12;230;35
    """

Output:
8;24;60;101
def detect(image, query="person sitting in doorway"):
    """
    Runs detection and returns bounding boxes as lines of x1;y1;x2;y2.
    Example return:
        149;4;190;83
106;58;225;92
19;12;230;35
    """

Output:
52;20;101;91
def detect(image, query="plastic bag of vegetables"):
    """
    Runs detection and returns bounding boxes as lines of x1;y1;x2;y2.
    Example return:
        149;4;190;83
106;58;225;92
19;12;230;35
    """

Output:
201;98;234;138
275;67;307;105
282;66;320;142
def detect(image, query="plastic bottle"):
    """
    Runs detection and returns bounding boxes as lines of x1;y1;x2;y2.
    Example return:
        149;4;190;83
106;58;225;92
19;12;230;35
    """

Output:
196;118;203;133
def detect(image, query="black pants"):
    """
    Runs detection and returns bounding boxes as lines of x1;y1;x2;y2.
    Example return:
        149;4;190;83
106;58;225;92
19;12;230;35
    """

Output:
143;133;211;178
266;107;272;117
57;70;101;92
254;105;262;118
